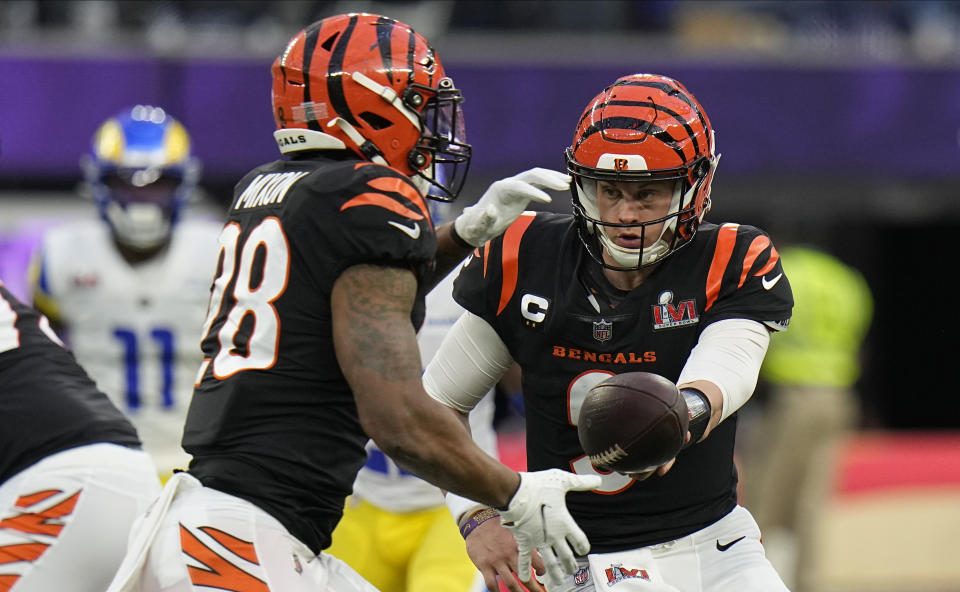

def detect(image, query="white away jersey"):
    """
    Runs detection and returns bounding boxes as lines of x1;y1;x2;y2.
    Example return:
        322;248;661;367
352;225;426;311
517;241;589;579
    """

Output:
34;217;222;476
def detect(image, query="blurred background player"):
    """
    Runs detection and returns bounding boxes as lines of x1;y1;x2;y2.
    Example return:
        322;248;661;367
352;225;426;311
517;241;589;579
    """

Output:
30;105;222;479
739;243;873;589
103;14;598;592
423;73;794;592
327;203;500;592
0;278;161;592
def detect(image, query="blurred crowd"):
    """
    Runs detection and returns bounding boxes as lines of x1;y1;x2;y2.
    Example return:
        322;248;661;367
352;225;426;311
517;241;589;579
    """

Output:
2;0;959;63
1;4;959;591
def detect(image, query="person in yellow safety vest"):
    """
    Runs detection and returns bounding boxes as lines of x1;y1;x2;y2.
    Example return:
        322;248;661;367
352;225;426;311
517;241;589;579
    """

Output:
740;244;873;591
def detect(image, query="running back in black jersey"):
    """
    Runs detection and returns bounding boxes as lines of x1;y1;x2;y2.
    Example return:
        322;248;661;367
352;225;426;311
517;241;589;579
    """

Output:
453;212;793;552
0;282;140;484
183;154;437;554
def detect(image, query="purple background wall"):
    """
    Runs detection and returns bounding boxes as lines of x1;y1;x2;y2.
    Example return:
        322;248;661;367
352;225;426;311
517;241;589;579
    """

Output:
2;55;959;184
2;53;959;428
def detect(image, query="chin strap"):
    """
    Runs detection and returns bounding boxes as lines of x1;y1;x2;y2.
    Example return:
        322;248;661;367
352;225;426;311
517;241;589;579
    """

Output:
351;71;422;130
327;118;388;166
585;181;683;269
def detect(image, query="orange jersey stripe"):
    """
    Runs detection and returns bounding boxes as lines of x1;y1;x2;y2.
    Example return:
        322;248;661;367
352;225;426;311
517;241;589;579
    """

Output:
180;525;268;592
497;213;536;316
753;244;780;276
366;176;429;220
0;491;79;537
13;490;58;508
704;224;740;311
340;193;425;220
199;526;260;565
480;244;489;278
0;573;20;591
0;543;47;564
738;235;771;288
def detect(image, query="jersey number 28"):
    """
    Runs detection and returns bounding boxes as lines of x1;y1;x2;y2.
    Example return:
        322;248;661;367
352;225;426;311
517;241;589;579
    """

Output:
197;217;290;379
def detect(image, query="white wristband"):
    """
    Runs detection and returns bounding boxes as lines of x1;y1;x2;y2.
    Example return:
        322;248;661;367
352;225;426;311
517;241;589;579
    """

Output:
445;492;485;524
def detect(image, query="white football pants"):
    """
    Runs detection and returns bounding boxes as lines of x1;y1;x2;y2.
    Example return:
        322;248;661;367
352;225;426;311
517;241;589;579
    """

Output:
106;472;381;592
0;443;161;592
544;505;790;592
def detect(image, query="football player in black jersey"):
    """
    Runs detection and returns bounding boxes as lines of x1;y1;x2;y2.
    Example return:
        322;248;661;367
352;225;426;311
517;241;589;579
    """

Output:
423;74;794;591
0;280;161;592
103;13;599;592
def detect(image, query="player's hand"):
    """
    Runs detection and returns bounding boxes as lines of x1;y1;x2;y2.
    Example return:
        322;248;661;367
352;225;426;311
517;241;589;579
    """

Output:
622;432;690;481
500;469;601;587
453;168;569;247
465;518;545;592
622;434;688;481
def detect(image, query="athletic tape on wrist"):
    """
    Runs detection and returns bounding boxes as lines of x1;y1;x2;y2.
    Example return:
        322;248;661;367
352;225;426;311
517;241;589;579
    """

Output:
445;492;484;524
681;387;711;448
459;507;500;539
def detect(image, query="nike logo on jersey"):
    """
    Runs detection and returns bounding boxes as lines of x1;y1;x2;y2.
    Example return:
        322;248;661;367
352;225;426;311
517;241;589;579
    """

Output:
761;273;783;290
716;536;746;551
388;220;421;239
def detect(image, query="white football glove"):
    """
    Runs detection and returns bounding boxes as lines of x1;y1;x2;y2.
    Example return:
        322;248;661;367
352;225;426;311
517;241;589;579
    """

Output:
500;469;601;586
453;167;570;247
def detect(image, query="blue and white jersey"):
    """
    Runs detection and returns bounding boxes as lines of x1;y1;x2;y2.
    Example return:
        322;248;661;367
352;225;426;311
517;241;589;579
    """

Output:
33;217;221;476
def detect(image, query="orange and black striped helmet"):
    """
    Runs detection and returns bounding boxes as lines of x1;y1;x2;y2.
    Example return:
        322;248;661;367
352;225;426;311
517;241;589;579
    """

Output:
565;74;719;270
272;13;471;201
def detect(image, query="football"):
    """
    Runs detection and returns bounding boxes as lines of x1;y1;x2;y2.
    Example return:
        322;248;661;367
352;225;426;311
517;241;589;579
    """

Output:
577;372;689;474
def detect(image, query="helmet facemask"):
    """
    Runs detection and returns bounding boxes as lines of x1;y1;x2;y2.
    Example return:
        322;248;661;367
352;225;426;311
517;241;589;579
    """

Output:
569;154;706;271
83;105;199;253
405;79;471;202
565;74;720;271
96;169;192;251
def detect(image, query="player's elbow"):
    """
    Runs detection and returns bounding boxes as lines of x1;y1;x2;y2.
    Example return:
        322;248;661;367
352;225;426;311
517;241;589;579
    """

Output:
364;420;430;475
359;392;463;470
358;398;422;455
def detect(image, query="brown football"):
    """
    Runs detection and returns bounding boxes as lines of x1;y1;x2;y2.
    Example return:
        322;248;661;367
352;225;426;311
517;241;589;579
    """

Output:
577;372;689;474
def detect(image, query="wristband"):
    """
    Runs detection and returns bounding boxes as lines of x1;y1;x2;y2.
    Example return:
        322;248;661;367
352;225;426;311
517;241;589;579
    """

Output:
448;220;475;249
445;492;484;524
681;387;711;448
458;507;500;539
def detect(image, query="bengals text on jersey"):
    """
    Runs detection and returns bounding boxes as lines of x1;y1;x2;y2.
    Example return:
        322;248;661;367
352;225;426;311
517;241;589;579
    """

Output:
452;211;792;552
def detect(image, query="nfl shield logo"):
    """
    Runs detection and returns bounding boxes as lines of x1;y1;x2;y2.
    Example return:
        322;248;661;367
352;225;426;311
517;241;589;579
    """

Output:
593;319;612;342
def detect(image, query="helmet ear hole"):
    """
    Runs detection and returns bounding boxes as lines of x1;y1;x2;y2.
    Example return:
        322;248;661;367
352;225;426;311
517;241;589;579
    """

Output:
359;111;394;130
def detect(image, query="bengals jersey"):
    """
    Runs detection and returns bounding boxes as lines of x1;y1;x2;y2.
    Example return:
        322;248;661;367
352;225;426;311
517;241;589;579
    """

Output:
183;154;437;555
453;212;792;552
0;282;139;484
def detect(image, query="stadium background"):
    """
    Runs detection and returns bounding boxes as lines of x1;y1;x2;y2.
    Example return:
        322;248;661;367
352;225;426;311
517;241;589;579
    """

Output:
1;2;959;589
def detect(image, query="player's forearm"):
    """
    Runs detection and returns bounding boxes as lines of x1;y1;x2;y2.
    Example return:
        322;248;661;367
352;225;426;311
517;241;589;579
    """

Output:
427;221;474;291
331;263;518;509
376;400;519;509
423;311;513;413
677;379;724;441
677;318;770;425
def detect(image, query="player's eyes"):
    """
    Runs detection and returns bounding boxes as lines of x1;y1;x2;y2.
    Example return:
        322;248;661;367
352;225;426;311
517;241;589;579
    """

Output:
600;186;620;198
